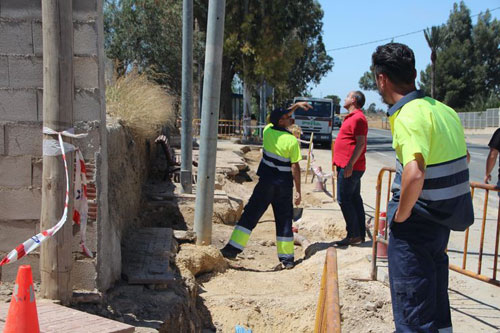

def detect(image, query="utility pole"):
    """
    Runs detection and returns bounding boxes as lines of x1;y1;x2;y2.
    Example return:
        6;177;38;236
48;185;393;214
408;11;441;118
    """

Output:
180;0;194;193
40;0;74;304
194;0;226;245
259;81;266;137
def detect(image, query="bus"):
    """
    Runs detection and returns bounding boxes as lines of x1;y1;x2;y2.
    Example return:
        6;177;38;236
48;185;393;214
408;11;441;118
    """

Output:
292;97;340;145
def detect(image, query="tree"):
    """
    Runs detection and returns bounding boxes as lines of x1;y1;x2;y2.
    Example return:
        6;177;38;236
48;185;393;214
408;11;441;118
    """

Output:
423;25;443;98
358;71;377;91
324;94;341;105
195;0;333;118
104;0;205;96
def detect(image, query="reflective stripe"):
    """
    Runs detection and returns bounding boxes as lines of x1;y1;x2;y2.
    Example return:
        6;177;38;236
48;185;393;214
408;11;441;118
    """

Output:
425;157;467;179
229;239;244;250
277;240;294;255
438;327;453;333
277;236;294;242
261;159;292;172
235;225;252;235
278;253;294;260
420;181;470;201
229;227;251;249
263;149;290;163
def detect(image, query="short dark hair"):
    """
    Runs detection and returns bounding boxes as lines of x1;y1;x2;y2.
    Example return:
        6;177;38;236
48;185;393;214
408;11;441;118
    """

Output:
371;43;416;86
352;91;365;108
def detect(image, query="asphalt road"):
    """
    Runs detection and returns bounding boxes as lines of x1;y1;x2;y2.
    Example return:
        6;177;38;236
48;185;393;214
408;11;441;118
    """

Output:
332;127;496;185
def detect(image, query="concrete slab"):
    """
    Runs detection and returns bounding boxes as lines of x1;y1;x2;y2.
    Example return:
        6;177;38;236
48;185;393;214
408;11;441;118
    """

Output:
0;300;134;332
122;228;175;284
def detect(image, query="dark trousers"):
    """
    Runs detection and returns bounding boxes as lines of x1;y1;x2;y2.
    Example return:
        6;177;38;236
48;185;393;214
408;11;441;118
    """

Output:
388;216;452;332
336;168;365;239
236;180;294;262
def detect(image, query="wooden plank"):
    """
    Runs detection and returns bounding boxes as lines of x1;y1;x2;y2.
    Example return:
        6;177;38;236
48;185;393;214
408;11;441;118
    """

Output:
122;228;175;284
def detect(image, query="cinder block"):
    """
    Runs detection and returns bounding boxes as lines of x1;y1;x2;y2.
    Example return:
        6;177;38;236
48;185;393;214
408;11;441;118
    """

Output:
73;0;98;21
0;188;42;220
0;56;8;87
0;252;40;282
0;155;32;187
32;21;42;56
74;22;97;56
0;0;41;19
70;258;97;290
5;122;42;156
0;123;4;155
32;157;42;187
0;219;38;252
75;121;100;160
0;89;37;121
75;89;101;121
0;21;34;55
74;57;98;89
8;56;43;88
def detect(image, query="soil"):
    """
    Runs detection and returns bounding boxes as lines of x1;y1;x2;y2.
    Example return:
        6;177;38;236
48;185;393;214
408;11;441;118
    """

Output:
194;144;394;333
4;138;499;332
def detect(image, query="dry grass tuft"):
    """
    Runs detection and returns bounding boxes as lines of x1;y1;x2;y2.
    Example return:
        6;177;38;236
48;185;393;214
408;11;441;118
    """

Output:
106;72;176;139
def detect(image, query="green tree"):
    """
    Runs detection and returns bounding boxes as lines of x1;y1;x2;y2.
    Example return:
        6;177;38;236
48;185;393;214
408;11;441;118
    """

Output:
104;0;205;96
423;25;444;98
324;94;341;105
358;71;377;91
195;0;333;118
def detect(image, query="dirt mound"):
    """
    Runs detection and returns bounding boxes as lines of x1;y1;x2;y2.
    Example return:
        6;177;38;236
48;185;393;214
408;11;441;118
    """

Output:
176;244;227;280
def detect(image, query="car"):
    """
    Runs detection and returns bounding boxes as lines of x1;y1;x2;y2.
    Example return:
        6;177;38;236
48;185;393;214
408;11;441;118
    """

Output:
333;116;342;128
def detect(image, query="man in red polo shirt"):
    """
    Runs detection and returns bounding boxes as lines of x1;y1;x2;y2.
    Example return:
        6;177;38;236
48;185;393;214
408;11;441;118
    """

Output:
333;91;368;246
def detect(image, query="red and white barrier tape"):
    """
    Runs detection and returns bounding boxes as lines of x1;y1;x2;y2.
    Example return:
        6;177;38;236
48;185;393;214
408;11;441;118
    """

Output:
0;128;89;266
73;149;93;258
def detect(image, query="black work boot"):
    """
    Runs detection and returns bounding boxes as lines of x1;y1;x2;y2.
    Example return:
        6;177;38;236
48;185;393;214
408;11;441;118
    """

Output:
220;244;241;259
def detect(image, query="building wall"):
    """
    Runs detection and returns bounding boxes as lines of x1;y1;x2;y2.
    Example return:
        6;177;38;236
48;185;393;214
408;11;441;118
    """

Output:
0;0;117;291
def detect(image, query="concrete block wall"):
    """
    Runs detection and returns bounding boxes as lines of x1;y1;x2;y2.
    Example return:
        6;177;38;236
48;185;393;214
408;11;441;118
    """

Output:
0;0;117;291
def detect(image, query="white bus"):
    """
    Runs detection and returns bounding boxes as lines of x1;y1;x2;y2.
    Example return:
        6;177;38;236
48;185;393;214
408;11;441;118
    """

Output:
292;97;340;145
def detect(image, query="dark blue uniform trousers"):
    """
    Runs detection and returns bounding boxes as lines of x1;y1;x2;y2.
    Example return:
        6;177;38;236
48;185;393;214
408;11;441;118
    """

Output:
388;215;452;332
236;180;294;262
336;168;366;239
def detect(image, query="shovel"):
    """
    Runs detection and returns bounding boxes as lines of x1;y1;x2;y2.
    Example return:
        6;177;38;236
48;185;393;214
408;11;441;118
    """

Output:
293;207;303;222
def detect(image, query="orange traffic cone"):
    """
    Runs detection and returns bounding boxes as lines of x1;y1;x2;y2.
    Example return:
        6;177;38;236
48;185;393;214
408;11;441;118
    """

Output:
4;265;40;333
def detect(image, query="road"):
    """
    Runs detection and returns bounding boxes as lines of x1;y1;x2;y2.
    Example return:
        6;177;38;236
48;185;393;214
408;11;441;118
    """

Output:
332;127;497;185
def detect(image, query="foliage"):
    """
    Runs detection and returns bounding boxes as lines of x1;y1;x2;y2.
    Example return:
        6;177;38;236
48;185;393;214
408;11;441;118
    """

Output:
106;72;176;139
358;71;377;91
419;2;500;110
195;0;333;115
104;0;205;96
365;102;384;114
324;94;341;105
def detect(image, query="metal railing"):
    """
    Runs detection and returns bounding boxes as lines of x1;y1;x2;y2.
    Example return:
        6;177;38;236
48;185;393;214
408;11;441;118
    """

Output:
370;167;396;281
449;182;500;287
457;108;500;129
314;247;341;333
370;168;500;288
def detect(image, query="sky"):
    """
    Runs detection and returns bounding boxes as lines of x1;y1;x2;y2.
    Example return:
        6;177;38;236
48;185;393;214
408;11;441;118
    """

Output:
310;0;500;112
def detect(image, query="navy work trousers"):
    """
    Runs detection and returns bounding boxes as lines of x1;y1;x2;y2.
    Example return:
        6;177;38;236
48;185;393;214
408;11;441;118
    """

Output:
388;215;452;332
336;168;366;239
236;180;294;261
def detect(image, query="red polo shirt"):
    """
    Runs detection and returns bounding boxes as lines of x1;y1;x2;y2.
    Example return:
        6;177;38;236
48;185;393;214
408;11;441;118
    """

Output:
333;109;368;171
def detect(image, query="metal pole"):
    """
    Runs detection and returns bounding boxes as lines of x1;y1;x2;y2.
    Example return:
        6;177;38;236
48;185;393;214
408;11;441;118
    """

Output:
194;0;226;245
40;0;74;304
180;0;194;193
259;82;266;137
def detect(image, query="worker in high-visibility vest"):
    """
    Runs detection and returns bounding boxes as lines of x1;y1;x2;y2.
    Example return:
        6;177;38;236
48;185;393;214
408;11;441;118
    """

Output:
371;42;474;332
220;102;312;269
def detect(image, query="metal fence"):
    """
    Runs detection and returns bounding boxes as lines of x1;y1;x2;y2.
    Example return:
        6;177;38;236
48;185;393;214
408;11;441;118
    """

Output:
457;108;500;129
